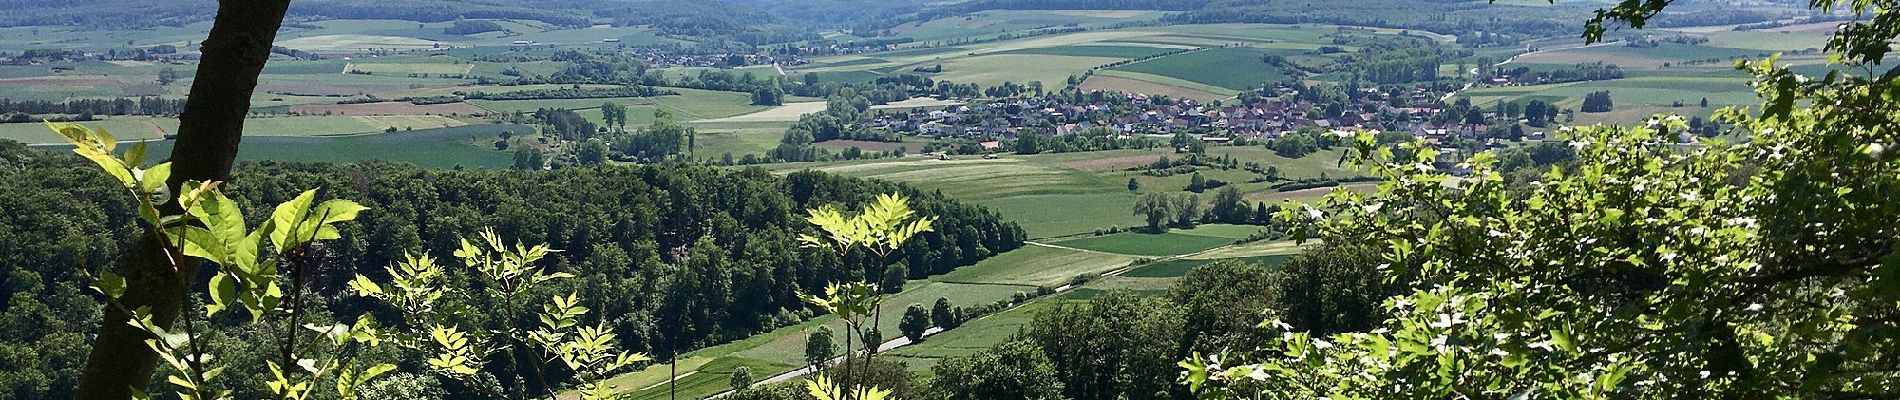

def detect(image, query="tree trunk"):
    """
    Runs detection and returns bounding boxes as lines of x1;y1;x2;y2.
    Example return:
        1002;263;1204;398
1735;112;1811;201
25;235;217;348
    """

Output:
75;0;290;398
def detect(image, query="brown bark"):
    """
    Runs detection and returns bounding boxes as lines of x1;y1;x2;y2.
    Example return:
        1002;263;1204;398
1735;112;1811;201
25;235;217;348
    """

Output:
74;0;290;398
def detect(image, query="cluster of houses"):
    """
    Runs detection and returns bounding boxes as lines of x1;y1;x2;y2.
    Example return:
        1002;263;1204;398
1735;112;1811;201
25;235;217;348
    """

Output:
616;48;804;69
867;85;1548;147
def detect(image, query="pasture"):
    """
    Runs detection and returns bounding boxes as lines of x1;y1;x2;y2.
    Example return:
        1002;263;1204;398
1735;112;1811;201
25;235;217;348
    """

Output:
0;117;173;144
342;61;476;76
1515;42;1774;69
1122;254;1292;278
1459;75;1757;124
289;101;488;116
774;145;1369;239
791;22;1409;98
137;123;527;169
934;245;1138;287
687;122;795;158
885;298;1073;363
1108;46;1293;91
585;227;1172;397
886;9;1169;43
1079;72;1233;102
1052;228;1244;257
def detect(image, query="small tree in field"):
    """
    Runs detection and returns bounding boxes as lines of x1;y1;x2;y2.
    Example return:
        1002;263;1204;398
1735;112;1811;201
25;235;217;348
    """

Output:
1133;192;1174;232
730;366;753;391
931;298;956;329
806;326;837;372
899;304;931;342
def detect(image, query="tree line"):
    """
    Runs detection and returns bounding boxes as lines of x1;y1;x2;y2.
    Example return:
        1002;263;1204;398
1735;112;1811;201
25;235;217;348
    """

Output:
0;97;187;118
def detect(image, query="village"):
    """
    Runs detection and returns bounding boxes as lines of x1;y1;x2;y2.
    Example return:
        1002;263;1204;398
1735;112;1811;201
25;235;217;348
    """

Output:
863;82;1570;154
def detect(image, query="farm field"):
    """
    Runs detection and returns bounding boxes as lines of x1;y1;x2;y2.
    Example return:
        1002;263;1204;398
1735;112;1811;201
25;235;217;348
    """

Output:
691;101;826;123
1052;226;1252;257
1123;254;1293;278
1079;72;1232;102
1460;75;1757;124
885;297;1074;367
137;123;528;169
890;238;1310;373
1108;46;1292;91
886;9;1169;43
2;114;467;143
585;235;1139;398
0;117;175;144
775;146;1367;239
289;101;489;116
342;60;476;76
934;245;1138;287
791;23;1421;98
687;122;796;158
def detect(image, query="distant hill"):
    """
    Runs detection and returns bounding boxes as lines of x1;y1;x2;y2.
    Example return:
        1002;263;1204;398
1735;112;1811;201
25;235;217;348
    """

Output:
0;0;814;45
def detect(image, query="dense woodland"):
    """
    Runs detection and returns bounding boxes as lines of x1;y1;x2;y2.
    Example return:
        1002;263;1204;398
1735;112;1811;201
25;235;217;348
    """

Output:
0;140;1024;399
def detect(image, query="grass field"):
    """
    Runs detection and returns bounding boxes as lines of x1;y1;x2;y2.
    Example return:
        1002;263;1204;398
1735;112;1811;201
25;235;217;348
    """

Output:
776;155;1135;238
790;22;1394;98
1122;254;1292;278
993;45;1181;59
692;102;826;123
342;61;476;76
1459;75;1757;124
885;298;1073;362
613;357;791;400
887;9;1169;43
1188;239;1308;260
135;123;526;169
934;245;1137;287
774;146;1365;239
930;54;1126;88
0;117;173;144
970;193;1145;239
1516;42;1772;69
1080;73;1233;102
1109;47;1292;91
1053;229;1241;257
585;229;1162;398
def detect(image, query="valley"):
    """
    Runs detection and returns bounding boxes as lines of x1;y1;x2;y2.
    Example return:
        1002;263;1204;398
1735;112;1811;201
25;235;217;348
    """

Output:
0;0;1885;399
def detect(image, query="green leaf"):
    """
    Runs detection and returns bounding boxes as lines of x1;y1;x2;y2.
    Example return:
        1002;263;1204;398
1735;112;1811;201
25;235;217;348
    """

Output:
137;162;171;197
125;141;147;167
1550;328;1577;354
180;226;229;266
95;271;127;299
361;363;396;382
270;190;319;249
348;275;383;297
207;273;237;317
188;189;247;245
310;199;369;226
